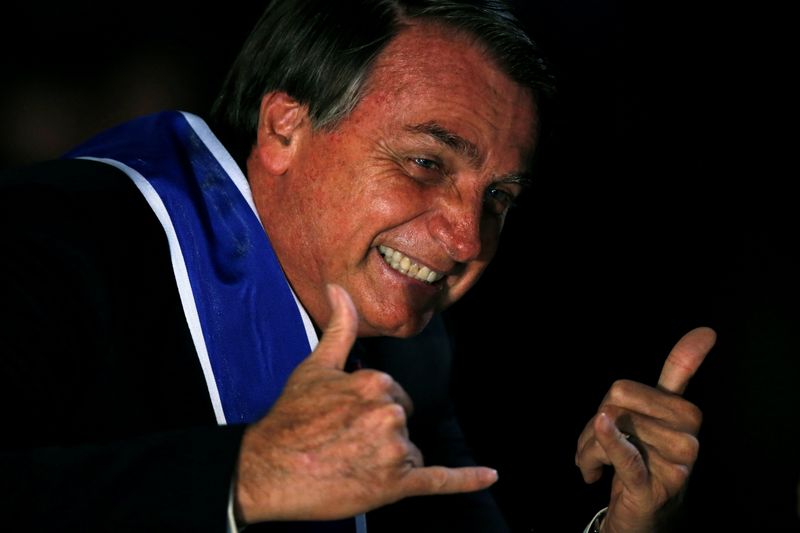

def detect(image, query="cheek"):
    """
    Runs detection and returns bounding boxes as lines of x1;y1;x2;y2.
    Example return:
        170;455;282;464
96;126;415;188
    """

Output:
357;170;430;225
369;187;419;220
304;173;420;260
439;259;492;311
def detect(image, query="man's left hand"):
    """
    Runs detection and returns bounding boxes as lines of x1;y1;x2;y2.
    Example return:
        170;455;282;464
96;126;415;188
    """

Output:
575;327;716;532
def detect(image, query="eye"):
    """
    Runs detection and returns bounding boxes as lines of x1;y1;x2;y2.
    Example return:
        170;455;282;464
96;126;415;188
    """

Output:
484;187;516;216
404;157;445;184
411;158;440;171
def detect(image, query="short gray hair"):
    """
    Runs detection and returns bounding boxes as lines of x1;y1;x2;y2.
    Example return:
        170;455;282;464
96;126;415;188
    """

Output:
210;0;555;165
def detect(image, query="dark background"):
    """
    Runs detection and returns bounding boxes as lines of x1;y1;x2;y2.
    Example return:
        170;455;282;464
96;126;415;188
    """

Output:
2;1;797;531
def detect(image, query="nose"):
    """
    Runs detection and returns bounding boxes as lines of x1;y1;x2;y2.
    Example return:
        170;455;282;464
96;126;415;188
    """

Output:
427;194;485;263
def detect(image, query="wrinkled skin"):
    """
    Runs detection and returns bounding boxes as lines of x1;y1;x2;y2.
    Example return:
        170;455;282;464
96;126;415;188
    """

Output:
235;285;498;522
575;327;716;532
234;20;715;530
237;22;531;523
247;23;536;339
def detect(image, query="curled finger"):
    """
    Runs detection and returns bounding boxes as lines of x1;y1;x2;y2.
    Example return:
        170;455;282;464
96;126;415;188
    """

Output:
594;411;648;490
576;411;620;484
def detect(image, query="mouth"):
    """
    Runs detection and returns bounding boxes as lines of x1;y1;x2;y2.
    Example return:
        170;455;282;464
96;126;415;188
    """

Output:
378;245;445;284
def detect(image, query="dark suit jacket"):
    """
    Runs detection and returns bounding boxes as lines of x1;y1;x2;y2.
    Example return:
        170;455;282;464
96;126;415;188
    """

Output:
0;159;509;532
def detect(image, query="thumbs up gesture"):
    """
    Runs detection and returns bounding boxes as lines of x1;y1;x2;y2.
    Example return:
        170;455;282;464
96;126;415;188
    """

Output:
234;285;498;525
575;327;716;532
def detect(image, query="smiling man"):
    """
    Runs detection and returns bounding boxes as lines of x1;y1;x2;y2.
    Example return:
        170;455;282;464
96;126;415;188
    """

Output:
0;1;713;532
247;22;537;339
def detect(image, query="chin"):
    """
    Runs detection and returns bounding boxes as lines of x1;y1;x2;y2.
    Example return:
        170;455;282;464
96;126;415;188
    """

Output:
359;310;433;338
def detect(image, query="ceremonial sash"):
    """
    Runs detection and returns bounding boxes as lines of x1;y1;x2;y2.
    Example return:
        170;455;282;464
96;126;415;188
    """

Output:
65;111;366;532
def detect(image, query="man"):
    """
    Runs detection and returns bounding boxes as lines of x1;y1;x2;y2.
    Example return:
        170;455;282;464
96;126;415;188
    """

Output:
0;1;713;531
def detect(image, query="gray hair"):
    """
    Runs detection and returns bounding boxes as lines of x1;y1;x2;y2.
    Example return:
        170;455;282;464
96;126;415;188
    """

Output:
210;0;555;165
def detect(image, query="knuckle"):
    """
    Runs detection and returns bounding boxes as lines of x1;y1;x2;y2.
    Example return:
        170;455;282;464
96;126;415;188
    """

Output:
353;369;394;395
363;402;407;430
664;462;691;488
385;438;411;461
676;434;700;462
607;379;637;403
686;403;703;430
380;402;408;426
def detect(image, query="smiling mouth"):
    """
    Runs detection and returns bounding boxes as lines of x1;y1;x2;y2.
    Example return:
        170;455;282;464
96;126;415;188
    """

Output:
378;245;444;284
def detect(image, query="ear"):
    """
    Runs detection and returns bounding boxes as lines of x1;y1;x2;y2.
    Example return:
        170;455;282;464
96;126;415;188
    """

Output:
252;92;308;175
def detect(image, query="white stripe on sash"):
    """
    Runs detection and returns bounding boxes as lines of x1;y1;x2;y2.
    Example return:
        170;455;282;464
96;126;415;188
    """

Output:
181;112;319;352
77;155;227;424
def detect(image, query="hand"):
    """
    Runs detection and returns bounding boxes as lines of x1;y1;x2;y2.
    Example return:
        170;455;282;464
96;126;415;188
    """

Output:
234;284;498;524
575;327;717;532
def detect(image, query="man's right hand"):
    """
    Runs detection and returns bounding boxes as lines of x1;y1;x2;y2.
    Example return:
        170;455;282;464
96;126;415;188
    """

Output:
234;284;498;524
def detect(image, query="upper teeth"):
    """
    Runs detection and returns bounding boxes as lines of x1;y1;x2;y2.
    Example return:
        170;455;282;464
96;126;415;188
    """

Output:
378;245;444;284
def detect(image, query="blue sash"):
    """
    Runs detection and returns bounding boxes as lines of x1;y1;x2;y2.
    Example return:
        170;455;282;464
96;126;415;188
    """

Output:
65;111;364;532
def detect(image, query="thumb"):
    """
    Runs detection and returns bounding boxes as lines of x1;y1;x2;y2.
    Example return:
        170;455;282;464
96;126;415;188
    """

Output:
306;284;359;370
657;326;716;394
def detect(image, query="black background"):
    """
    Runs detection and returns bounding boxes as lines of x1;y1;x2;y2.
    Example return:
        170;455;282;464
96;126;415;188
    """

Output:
2;1;797;531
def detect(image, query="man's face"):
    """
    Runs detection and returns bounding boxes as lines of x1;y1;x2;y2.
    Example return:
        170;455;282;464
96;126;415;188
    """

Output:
255;23;537;337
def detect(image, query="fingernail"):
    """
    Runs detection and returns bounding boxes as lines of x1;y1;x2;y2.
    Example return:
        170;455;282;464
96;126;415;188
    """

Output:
597;411;612;431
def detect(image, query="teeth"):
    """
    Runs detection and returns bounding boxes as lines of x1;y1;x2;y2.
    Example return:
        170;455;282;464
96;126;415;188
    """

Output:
378;245;444;284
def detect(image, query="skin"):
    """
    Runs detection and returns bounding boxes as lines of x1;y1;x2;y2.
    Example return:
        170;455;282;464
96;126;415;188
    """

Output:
234;20;714;530
236;284;498;522
575;326;716;532
247;23;537;339
237;23;533;523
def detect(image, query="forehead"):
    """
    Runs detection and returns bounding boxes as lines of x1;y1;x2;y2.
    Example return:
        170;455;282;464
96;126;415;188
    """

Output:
359;22;538;164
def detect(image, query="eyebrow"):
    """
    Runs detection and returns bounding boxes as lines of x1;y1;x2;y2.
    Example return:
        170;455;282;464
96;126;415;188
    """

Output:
497;173;532;188
405;122;482;167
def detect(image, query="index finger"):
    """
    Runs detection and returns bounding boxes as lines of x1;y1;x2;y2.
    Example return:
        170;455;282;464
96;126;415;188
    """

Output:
658;326;716;394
